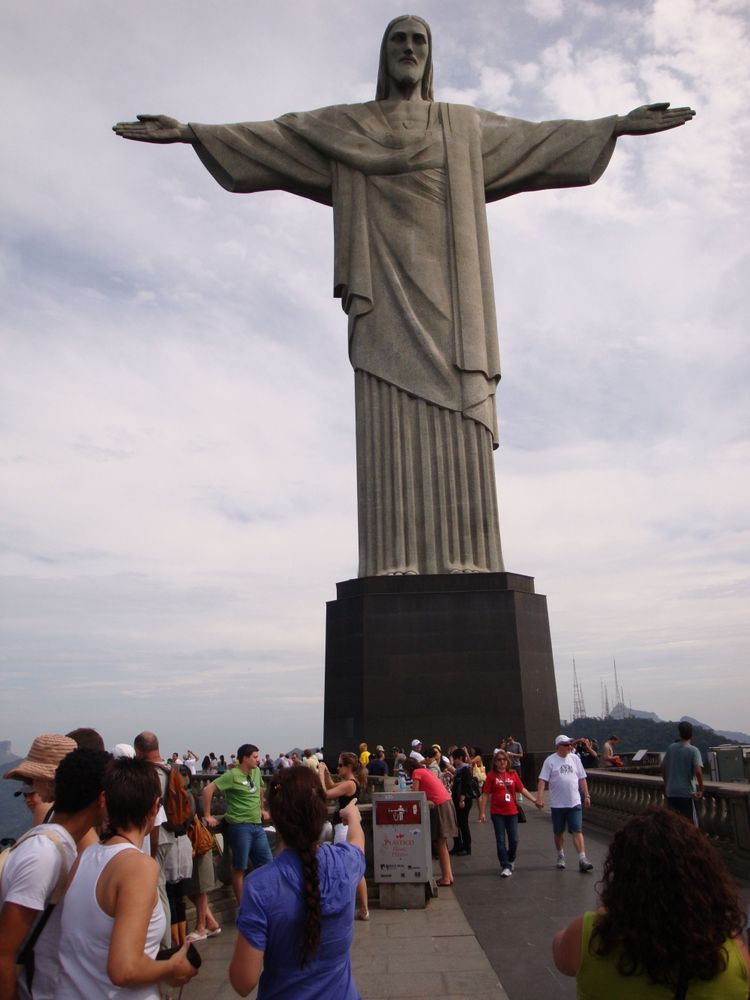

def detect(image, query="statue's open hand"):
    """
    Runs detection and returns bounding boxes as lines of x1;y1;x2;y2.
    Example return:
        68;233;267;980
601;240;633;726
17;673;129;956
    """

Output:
617;102;696;136
112;114;189;143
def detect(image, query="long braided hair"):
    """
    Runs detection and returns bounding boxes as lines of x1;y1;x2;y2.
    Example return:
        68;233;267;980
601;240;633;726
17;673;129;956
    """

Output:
267;766;328;966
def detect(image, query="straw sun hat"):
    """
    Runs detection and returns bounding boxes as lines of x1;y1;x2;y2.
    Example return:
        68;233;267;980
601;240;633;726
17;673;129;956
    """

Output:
4;734;77;783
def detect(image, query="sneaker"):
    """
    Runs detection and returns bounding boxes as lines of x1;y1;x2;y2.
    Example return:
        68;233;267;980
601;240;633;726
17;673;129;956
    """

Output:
556;855;566;869
501;867;512;877
507;862;514;872
579;858;594;873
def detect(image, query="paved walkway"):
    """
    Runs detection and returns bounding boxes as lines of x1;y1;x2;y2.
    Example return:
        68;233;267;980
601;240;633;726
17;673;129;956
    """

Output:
168;808;748;999
448;805;610;1000
172;883;509;999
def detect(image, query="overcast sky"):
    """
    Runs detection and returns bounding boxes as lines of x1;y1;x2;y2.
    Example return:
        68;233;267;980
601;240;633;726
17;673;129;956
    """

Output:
2;0;748;759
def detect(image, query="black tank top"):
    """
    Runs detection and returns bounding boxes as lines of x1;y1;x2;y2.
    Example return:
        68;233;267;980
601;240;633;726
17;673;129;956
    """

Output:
335;780;360;823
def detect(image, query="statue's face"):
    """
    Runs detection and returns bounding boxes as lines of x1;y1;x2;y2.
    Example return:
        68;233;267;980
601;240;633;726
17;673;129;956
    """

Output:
385;18;429;90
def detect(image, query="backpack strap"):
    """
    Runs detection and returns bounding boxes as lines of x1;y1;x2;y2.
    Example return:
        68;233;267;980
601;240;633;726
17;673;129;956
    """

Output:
0;827;73;991
0;827;70;904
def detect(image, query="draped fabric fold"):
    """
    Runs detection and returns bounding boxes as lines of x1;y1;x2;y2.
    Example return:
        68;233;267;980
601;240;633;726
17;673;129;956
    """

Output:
356;371;503;576
189;102;617;574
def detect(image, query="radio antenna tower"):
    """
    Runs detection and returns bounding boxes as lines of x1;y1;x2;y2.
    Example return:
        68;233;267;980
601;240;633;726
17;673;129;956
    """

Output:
613;657;625;713
601;679;610;719
572;658;586;720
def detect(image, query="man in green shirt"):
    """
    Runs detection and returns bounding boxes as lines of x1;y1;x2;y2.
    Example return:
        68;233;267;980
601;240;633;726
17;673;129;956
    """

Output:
203;743;272;902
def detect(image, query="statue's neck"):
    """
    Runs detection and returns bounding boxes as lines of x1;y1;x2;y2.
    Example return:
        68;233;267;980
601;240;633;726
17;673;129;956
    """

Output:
380;100;432;131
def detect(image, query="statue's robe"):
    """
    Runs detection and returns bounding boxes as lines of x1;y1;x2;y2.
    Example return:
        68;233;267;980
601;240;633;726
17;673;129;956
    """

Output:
190;102;617;575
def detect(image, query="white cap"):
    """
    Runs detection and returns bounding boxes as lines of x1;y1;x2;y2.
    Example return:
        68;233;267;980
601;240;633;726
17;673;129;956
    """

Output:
555;734;573;746
111;743;135;759
411;739;422;748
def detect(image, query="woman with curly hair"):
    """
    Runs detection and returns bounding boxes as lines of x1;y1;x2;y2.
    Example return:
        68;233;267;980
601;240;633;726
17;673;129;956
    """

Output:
553;806;750;998
229;766;365;998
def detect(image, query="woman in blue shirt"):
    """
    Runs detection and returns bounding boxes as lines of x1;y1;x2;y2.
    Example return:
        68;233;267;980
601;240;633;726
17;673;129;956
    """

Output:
229;766;366;999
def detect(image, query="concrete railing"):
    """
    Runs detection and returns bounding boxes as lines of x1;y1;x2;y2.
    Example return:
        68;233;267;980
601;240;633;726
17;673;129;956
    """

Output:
586;770;750;879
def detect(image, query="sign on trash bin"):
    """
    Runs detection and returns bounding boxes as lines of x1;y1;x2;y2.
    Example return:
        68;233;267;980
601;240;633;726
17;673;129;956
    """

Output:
372;791;432;883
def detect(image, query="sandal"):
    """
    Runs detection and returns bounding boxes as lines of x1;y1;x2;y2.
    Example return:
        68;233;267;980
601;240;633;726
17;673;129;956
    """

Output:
355;910;370;921
436;879;454;887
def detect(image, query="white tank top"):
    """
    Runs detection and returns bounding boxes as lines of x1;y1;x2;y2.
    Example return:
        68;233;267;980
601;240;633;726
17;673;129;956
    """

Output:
56;842;167;1000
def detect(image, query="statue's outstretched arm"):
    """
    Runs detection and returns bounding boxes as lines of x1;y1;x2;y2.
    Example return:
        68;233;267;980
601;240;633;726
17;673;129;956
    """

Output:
615;102;696;136
112;114;194;144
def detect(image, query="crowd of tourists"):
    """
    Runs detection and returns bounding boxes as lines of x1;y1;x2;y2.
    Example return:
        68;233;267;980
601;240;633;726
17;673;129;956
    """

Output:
1;723;748;999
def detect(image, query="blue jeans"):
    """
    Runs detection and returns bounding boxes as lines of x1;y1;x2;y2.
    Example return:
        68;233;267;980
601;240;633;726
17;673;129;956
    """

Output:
491;813;519;868
226;822;273;871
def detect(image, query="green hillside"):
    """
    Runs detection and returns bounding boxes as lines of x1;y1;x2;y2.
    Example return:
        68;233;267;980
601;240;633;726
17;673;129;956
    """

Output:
564;717;737;764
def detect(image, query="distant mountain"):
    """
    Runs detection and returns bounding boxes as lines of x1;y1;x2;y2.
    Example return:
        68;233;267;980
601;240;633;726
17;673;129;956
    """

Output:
0;740;18;765
0;757;30;842
565;717;738;763
715;728;750;744
681;717;750;744
610;702;661;721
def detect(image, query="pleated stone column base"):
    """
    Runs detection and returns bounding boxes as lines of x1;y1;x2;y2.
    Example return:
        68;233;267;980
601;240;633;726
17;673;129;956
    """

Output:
323;573;561;783
355;372;504;576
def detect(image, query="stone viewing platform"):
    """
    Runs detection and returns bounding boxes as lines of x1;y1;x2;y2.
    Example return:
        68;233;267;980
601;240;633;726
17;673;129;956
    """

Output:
163;799;749;999
586;768;750;879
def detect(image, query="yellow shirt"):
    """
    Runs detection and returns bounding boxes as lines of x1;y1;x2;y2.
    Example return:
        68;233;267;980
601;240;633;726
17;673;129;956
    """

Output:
577;912;748;1000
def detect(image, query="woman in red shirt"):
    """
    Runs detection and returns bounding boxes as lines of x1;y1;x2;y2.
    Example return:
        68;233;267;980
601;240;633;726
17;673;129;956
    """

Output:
478;749;540;877
404;757;458;886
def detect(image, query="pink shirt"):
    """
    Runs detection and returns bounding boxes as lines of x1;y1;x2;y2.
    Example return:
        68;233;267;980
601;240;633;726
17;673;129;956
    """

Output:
412;766;450;806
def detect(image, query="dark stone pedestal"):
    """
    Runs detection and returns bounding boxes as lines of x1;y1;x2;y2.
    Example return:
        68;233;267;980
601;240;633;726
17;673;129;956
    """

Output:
323;573;561;774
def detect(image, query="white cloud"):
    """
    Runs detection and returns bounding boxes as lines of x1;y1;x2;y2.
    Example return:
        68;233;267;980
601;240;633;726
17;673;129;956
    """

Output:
525;0;566;23
1;1;748;764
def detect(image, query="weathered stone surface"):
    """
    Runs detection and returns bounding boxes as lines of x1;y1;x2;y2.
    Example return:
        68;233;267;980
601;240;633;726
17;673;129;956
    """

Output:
323;572;561;757
115;18;692;575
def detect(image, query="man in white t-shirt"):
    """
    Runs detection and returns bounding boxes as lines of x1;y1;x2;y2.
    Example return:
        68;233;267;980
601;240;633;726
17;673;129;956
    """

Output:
409;739;425;763
0;744;109;1000
536;735;594;873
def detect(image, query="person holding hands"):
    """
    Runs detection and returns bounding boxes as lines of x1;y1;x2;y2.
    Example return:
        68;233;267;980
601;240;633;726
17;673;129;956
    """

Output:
478;749;541;876
536;735;594;873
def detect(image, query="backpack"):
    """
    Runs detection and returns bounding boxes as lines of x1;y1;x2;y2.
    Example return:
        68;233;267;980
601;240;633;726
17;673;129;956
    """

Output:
157;764;194;835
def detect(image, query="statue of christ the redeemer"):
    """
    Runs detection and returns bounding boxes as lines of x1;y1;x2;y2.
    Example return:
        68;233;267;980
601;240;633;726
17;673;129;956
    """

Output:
114;15;694;577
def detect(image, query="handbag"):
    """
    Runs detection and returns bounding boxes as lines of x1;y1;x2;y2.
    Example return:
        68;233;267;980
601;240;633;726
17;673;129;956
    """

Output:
186;818;214;857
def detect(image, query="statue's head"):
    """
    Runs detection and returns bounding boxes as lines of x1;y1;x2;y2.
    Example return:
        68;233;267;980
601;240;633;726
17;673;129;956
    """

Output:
376;14;433;101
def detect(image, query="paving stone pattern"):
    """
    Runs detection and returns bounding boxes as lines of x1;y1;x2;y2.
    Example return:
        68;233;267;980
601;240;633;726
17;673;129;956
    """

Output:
165;808;614;999
168;883;509;999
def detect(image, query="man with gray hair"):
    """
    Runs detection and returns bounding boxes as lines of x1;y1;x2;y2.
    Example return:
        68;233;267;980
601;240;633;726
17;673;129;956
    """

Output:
133;730;173;948
536;735;594;873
